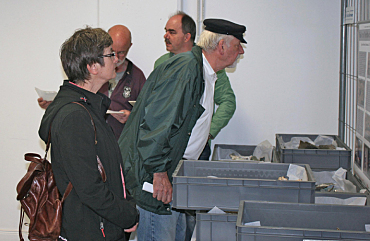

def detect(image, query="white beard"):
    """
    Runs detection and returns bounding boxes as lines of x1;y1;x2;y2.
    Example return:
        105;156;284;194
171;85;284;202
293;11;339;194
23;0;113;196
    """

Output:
116;58;126;68
227;54;240;68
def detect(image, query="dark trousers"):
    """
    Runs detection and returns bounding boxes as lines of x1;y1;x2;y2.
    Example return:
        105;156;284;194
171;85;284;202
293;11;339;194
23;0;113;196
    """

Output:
198;142;211;160
185;142;211;241
125;232;131;240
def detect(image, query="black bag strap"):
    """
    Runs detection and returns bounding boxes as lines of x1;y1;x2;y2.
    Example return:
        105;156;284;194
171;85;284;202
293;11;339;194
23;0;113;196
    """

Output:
72;102;106;182
72;102;97;144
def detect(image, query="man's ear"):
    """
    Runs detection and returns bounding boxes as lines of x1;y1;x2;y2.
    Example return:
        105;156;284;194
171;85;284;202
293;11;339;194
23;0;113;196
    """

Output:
184;33;191;43
217;39;225;55
127;43;133;52
87;63;99;75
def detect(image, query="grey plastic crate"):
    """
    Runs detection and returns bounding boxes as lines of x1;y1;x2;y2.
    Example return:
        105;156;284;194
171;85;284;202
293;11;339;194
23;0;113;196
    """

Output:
212;144;257;161
314;170;370;205
276;133;352;171
212;144;277;163
315;172;370;206
348;171;369;193
315;191;369;205
172;160;316;210
236;200;370;241
196;212;238;241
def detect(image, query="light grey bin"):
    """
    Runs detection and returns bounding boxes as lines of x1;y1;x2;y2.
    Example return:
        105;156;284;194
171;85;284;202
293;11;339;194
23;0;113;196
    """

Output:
196;212;238;241
236;200;370;241
275;133;352;171
172;160;316;210
211;144;257;161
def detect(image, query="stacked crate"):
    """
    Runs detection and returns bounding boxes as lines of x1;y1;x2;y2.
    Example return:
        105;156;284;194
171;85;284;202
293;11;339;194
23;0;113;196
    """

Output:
236;200;370;240
172;160;316;240
275;134;352;171
171;134;370;240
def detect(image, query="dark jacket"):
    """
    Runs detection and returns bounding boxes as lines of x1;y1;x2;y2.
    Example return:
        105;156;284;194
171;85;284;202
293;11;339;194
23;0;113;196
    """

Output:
118;46;205;215
155;52;236;139
39;81;139;241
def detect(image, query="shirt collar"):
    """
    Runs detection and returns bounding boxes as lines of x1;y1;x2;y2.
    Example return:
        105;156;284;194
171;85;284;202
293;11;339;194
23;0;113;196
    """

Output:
202;53;217;83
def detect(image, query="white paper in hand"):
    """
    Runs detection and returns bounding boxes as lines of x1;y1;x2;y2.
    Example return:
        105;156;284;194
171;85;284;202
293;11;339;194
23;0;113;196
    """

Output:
35;87;57;101
142;182;153;193
106;110;124;114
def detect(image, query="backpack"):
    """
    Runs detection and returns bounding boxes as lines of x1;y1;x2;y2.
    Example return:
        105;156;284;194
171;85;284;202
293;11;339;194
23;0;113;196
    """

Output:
16;153;72;241
16;102;104;241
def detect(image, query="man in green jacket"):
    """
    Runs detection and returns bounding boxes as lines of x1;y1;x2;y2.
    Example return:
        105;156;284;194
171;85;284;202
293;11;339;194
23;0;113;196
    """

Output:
155;12;237;160
118;18;246;241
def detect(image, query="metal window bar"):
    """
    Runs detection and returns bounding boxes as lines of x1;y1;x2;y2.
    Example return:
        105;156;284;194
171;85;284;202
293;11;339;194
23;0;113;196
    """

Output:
340;0;370;188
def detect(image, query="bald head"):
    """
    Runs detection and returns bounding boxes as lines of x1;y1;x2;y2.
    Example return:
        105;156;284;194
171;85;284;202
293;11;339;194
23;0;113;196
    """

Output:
108;25;132;44
108;25;132;71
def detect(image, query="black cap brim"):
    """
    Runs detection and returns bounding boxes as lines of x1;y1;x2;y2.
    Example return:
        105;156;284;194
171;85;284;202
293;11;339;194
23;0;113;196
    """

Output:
204;18;247;43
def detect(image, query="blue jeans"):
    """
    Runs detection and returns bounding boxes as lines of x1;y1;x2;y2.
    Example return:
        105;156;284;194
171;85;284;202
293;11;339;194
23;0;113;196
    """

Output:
137;205;186;241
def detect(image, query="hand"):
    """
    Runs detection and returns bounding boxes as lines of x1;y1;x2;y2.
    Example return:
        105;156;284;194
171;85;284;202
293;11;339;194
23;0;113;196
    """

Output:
37;97;52;109
111;110;130;124
124;222;138;233
153;172;172;204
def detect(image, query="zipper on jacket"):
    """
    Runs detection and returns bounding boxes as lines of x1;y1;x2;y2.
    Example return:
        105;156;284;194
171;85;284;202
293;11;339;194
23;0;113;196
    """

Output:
100;218;106;238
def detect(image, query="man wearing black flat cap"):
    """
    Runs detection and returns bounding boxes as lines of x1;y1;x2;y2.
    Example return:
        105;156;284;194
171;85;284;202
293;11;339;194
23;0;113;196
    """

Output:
118;18;246;241
203;18;247;43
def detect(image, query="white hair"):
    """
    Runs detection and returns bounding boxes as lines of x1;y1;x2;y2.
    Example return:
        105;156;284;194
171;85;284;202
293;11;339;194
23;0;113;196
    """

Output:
196;30;234;52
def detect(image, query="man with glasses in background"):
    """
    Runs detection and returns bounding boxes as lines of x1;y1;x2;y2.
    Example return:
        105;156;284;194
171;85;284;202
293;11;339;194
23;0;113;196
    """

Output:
38;24;146;140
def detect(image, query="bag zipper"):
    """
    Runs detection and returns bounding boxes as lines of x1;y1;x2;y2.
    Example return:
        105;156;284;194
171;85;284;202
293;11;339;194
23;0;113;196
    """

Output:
100;218;106;238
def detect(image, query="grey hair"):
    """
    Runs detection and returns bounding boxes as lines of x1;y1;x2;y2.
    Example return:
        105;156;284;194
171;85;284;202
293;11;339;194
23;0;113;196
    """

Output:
196;30;235;52
60;27;112;83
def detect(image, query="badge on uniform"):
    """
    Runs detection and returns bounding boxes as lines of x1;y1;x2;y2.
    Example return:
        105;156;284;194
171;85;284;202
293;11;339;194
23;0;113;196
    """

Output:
123;86;131;98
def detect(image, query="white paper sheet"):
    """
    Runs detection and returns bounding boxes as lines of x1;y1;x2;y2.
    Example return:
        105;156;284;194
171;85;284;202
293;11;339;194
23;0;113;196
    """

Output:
142;182;153;193
35;87;57;101
106;110;124;114
304;240;340;241
243;221;261;226
129;101;136;106
207;206;225;214
365;224;370;232
287;164;308;181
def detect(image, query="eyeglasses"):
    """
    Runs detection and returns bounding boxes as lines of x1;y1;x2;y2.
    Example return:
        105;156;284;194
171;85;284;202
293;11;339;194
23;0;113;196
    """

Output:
98;52;116;59
116;51;127;58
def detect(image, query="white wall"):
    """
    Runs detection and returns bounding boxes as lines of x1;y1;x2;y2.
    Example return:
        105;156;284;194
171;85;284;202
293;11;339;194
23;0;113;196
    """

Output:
0;0;340;239
0;0;98;238
209;1;341;148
